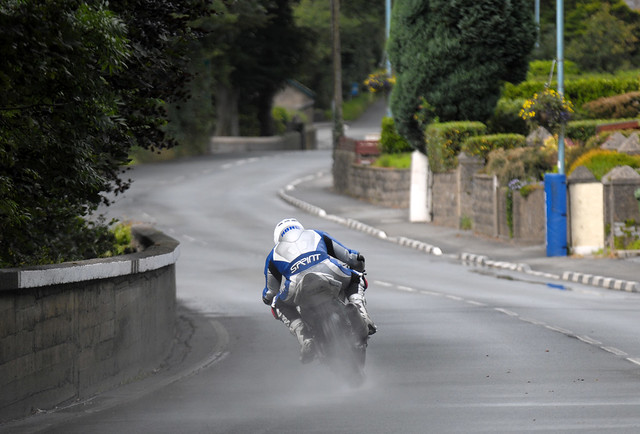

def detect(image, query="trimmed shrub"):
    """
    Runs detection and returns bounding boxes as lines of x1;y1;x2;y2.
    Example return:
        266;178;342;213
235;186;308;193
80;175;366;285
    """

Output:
372;152;412;169
503;74;640;107
462;134;526;162
582;91;640;119
272;106;292;135
380;116;412;154
565;119;602;143
565;118;638;144
527;60;580;80
424;121;487;173
485;147;553;185
487;98;528;135
567;149;640;180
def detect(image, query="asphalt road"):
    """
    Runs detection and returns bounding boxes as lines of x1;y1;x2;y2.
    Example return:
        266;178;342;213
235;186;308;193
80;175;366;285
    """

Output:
4;142;639;434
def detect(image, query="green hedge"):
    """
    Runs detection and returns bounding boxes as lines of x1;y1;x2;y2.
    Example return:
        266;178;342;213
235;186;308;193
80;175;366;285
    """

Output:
568;149;640;180
503;75;640;107
461;133;526;162
380;116;412;154
565;118;638;144
582;91;640;119
487;97;528;135
425;121;487;172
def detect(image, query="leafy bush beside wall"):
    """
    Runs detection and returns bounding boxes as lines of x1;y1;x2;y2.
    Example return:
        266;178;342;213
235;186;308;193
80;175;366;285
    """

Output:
380;116;412;154
462;134;526;162
424;121;487;173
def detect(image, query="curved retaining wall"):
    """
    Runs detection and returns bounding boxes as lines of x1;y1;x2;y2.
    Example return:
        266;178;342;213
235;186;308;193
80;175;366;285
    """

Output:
0;226;180;422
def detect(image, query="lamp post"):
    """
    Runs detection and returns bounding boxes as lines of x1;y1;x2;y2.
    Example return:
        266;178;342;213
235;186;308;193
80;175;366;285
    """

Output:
535;0;540;47
385;0;392;116
556;0;565;175
545;0;567;257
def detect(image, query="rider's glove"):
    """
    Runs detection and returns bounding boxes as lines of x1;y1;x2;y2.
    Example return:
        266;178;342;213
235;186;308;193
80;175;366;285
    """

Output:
361;274;368;290
354;253;365;272
262;295;271;305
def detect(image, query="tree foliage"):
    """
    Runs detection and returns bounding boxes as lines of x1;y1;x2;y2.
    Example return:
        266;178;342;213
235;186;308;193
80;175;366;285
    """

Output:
566;3;638;72
0;0;207;266
534;0;640;71
388;0;536;151
293;0;385;109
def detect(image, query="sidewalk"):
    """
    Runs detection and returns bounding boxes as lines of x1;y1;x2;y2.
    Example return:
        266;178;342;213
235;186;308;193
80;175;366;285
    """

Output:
284;98;640;293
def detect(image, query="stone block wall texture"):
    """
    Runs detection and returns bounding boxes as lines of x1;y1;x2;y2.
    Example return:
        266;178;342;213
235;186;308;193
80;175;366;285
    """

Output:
604;182;640;224
333;137;409;208
513;188;546;243
496;187;510;240
472;175;497;237
432;171;458;226
333;138;546;242
349;166;410;208
0;228;178;422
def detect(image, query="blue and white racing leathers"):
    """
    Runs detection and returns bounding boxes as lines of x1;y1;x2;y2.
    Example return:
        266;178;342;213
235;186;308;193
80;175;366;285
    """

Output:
262;229;364;322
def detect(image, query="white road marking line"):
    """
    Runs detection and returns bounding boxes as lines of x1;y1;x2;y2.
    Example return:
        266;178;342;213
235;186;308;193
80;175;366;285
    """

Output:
397;286;416;292
576;335;602;345
545;325;574;335
495;308;519;317
601;346;628;357
386;284;640;368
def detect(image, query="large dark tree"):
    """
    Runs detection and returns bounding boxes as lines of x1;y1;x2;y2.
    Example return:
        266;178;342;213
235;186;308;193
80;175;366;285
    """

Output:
0;0;208;266
388;0;536;151
236;0;307;136
195;0;306;137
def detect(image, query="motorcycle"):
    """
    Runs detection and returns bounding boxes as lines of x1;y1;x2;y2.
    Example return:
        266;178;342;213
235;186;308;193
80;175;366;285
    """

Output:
294;270;370;387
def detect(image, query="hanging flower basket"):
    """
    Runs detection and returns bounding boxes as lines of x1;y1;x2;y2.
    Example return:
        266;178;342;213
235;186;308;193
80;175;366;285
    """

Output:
519;88;574;134
364;70;395;94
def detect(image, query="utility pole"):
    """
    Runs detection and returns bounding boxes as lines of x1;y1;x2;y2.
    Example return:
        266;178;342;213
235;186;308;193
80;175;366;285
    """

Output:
331;0;343;149
535;0;540;47
557;0;565;175
385;0;392;116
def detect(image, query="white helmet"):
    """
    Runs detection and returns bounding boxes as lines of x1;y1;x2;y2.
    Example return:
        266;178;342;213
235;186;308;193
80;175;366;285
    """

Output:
273;218;304;244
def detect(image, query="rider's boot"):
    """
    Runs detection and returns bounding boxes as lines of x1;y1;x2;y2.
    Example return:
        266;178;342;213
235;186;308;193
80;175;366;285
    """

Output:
348;293;377;335
289;319;315;363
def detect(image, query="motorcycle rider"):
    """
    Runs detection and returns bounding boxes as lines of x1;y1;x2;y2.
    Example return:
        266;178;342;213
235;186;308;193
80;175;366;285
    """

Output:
262;218;376;363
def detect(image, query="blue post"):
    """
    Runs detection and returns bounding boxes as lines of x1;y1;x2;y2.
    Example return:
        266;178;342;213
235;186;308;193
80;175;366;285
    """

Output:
545;174;567;256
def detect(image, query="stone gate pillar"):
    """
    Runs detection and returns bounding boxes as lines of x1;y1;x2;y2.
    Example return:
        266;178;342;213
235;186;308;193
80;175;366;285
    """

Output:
568;166;604;255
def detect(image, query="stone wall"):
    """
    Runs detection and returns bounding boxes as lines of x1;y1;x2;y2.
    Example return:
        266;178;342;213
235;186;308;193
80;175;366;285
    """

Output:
349;165;410;208
332;138;546;243
209;129;316;154
472;175;498;237
432;171;458;226
513;188;546;243
333;137;409;208
603;166;640;225
0;227;179;422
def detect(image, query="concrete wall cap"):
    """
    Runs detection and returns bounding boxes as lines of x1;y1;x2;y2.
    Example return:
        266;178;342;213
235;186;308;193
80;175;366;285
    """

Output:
602;165;640;184
568;165;597;183
0;225;180;291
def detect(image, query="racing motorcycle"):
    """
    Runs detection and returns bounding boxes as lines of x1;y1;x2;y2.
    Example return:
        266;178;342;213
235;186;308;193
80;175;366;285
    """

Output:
294;270;370;386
